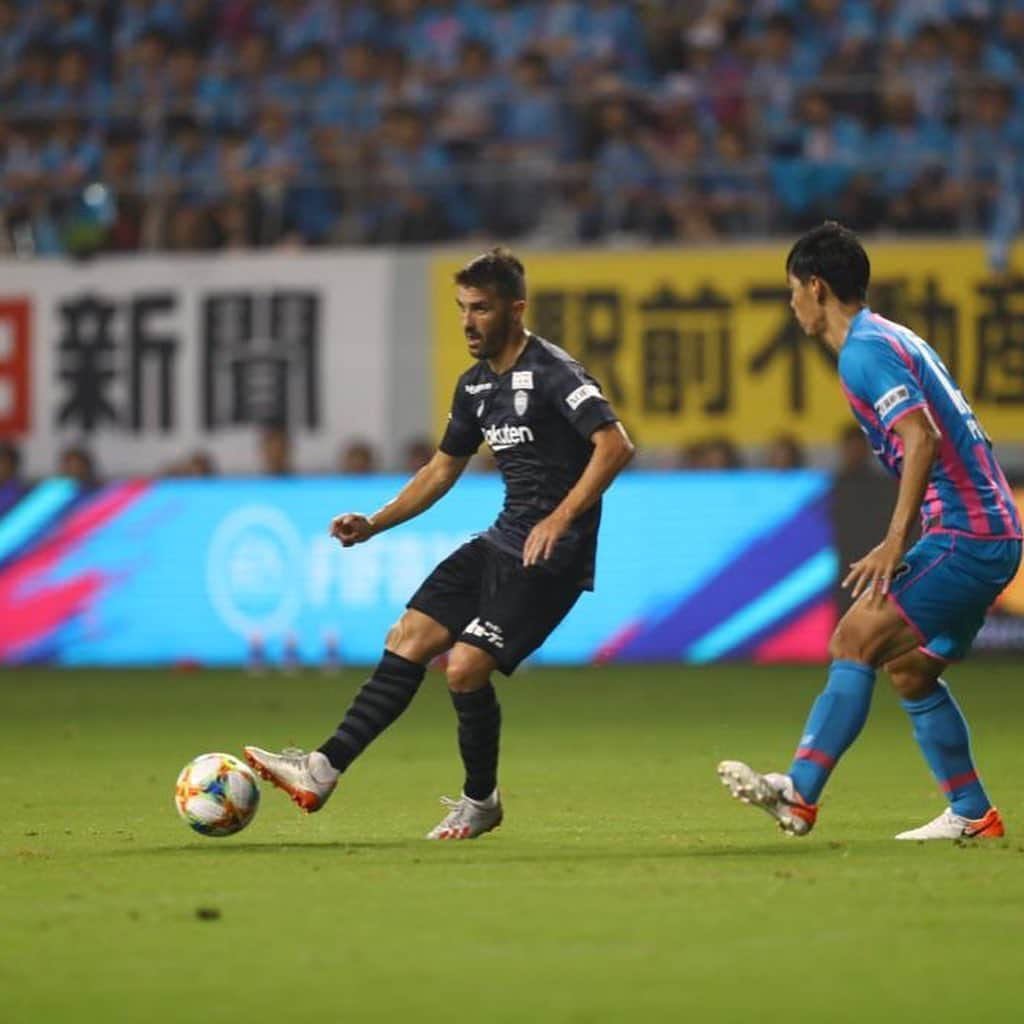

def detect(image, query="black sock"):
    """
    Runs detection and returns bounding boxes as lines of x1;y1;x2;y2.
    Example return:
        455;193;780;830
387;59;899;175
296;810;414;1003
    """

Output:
450;683;501;801
318;650;425;772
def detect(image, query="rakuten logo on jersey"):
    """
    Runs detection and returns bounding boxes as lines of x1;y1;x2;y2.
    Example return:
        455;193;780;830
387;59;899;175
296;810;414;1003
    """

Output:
483;423;535;452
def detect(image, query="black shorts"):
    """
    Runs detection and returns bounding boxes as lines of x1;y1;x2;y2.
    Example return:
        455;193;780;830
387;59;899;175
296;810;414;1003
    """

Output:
407;537;583;674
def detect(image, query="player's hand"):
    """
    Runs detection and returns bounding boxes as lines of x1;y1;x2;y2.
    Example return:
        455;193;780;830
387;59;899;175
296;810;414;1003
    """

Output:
843;537;904;606
523;511;571;568
329;513;375;547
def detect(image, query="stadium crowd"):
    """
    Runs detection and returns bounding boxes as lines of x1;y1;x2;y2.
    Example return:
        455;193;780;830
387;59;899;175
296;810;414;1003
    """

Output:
1;1;1022;257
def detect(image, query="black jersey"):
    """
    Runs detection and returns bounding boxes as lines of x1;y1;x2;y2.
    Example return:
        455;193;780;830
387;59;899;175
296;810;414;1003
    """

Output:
439;333;619;589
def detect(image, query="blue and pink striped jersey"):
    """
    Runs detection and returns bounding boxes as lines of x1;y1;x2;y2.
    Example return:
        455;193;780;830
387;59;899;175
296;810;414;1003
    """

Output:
839;308;1021;539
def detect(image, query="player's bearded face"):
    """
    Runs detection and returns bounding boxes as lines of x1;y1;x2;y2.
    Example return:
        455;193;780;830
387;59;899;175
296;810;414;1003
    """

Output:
459;286;517;360
788;273;826;337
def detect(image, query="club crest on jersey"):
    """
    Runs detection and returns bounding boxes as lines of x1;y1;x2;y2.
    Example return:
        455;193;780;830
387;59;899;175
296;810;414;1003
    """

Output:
514;390;529;416
511;371;533;390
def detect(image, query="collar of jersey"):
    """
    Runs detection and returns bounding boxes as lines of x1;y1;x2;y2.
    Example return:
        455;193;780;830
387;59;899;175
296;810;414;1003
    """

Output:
480;332;535;379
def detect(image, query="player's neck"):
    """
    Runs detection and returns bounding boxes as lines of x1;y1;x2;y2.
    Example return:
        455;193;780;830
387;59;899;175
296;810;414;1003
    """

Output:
824;302;865;353
486;328;529;375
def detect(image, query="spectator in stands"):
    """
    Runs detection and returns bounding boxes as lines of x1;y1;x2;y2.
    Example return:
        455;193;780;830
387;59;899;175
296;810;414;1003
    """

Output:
58;443;98;487
482;50;565;236
43;1;101;57
831;423;897;612
684;17;747;133
338;438;377;475
154;114;218;210
398;0;467;80
466;0;542;68
590;95;659;238
207;30;278;131
185;449;217;476
266;0;341;61
371;105;463;242
764;433;806;470
705;128;759;234
900;21;954;124
678;436;743;470
9;43;56;113
0;440;26;511
771;88;865;226
835;422;870;475
115;29;173;110
375;46;433;120
872;84;953;231
97;127;145;252
0;439;20;482
4;0;1022;251
953;80;1024;230
702;435;744;470
314;40;382;137
747;13;820;149
436;39;503;163
402;435;434;473
47;45;107;117
259;425;293;476
0;2;31;96
676;439;707;470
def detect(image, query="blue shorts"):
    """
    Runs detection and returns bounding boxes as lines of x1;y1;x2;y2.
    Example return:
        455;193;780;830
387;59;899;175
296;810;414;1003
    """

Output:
889;532;1022;662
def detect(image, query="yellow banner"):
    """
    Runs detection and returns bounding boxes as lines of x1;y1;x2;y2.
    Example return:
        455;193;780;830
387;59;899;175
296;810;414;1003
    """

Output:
432;242;1024;447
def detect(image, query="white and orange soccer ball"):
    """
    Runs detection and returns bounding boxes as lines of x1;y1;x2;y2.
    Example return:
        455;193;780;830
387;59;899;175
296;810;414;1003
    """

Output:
174;753;260;837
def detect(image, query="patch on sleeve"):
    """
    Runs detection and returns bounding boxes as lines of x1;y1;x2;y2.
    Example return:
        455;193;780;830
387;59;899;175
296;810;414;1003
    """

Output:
874;385;910;417
565;383;602;411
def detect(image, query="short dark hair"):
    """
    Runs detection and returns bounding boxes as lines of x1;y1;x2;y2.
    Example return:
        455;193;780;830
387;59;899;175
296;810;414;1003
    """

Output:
785;221;870;303
454;247;526;302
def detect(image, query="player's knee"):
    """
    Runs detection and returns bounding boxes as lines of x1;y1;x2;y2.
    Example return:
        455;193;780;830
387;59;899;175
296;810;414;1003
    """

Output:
829;620;877;665
445;648;491;693
384;613;431;662
384;617;409;655
887;668;937;701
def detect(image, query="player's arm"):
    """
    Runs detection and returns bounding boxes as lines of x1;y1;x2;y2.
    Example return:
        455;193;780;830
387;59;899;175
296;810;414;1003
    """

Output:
523;422;634;567
844;408;940;602
330;449;471;547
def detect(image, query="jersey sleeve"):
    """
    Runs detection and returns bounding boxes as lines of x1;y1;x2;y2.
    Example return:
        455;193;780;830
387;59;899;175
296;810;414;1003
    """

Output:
545;359;619;439
839;338;926;431
438;379;482;456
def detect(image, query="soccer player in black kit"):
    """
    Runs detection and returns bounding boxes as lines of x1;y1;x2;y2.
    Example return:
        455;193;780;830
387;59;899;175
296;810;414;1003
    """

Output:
245;248;634;839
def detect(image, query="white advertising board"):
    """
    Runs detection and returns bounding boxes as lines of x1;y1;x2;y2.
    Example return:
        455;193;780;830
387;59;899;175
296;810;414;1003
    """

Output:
0;251;394;475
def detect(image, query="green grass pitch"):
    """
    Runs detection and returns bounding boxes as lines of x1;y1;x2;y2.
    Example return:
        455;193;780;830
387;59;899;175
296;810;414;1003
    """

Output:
2;662;1022;1023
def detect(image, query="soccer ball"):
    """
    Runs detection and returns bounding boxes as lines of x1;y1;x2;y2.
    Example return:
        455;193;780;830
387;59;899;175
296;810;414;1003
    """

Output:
174;753;260;837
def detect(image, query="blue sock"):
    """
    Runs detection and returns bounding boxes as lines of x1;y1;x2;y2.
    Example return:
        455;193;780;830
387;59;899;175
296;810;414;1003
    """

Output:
789;660;876;803
901;682;991;820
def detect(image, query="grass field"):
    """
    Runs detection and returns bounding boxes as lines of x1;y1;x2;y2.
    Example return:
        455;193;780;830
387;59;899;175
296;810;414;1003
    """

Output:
2;662;1022;1023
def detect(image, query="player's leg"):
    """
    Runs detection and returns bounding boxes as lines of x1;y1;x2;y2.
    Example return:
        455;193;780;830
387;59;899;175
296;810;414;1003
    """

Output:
887;647;1002;840
447;643;502;801
426;643;505;840
883;534;1020;838
244;609;452;812
314;609;452;770
426;544;583;840
246;542;486;814
719;595;919;836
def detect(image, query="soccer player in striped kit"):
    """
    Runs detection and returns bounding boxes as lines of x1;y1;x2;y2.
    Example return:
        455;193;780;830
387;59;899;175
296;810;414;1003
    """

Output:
720;222;1022;840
